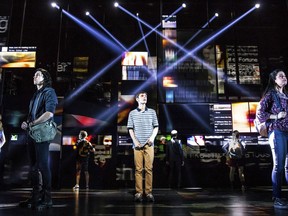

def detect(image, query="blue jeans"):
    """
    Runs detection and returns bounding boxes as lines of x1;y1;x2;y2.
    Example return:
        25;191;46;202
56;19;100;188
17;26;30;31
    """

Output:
27;136;51;191
269;130;288;198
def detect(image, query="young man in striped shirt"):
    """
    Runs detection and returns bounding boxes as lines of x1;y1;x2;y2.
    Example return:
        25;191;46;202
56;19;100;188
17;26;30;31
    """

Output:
127;91;159;202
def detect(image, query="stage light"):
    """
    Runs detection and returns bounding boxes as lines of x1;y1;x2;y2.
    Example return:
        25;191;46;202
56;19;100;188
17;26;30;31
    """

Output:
85;11;90;16
182;3;186;8
136;13;139;17
114;2;119;8
51;2;60;10
215;13;219;17
255;4;260;8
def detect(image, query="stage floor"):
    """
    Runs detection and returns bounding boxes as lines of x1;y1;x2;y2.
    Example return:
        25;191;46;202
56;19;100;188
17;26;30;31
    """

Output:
0;187;287;216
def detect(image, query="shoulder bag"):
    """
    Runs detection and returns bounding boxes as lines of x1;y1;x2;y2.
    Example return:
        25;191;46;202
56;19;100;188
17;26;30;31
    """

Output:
28;119;57;143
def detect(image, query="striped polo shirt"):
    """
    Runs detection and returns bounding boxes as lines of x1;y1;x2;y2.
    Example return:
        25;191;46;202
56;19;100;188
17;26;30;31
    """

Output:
127;107;159;147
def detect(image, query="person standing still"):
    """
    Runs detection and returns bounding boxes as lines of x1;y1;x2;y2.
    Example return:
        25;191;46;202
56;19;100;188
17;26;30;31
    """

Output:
255;69;288;209
19;68;58;210
166;130;184;189
224;130;246;191
127;91;159;202
73;130;95;190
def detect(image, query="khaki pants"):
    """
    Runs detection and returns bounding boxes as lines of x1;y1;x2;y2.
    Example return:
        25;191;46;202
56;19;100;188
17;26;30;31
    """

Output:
134;145;154;195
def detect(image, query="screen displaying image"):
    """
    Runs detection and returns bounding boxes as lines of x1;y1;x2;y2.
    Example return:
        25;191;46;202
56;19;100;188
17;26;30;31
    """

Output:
121;52;148;66
0;46;36;68
187;135;205;146
162;15;177;28
231;102;258;133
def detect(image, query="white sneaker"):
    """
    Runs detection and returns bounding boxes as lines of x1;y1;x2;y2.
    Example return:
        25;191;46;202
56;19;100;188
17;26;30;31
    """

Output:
146;193;155;202
73;184;79;190
134;193;143;202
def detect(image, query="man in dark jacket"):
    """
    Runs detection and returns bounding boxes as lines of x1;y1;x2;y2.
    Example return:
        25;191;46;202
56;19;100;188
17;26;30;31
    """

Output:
19;68;58;210
166;130;184;189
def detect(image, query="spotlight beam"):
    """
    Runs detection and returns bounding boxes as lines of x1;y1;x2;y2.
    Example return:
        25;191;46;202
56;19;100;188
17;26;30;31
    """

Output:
131;5;259;97
61;9;123;54
182;104;213;133
88;5;260;129
117;3;217;77
181;14;218;50
137;16;150;56
88;14;127;51
189;6;257;58
161;6;258;82
65;4;184;102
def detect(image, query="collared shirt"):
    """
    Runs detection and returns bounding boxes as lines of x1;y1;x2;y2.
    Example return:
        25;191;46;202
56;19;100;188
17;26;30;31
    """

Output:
127;107;159;147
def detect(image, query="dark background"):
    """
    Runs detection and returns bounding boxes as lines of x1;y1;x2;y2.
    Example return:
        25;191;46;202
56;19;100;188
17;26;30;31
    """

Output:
0;0;288;189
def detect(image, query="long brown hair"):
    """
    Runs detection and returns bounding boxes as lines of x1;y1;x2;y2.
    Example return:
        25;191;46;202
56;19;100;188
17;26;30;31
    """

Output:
263;69;287;97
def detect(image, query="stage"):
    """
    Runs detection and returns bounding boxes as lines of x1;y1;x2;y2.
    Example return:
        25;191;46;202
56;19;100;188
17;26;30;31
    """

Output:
0;187;287;215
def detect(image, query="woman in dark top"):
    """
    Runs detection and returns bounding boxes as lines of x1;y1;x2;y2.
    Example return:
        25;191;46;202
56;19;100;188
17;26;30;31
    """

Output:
256;69;288;209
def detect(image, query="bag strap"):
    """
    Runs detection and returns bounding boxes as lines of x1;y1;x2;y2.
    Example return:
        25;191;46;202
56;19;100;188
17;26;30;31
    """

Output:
272;90;284;111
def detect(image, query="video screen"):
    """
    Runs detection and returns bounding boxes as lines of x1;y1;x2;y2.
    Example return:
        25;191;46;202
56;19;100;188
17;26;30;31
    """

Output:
121;51;148;66
158;104;213;134
187;135;205;146
0;46;36;68
118;135;133;146
231;102;258;133
162;15;177;28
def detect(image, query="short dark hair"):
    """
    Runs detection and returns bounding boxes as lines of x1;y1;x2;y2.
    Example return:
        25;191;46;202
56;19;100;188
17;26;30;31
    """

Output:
135;91;147;98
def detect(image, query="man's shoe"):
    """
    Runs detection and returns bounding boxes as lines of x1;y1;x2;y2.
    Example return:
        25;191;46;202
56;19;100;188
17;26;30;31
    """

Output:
134;193;143;202
73;184;79;190
274;198;288;209
19;198;33;208
146;193;155;202
19;190;42;208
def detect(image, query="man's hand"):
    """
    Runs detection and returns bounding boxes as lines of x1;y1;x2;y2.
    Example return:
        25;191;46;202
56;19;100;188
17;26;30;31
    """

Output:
21;121;29;130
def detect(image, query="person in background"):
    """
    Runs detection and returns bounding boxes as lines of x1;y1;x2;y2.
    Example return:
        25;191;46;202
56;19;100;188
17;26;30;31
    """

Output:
255;69;288;209
166;130;184;189
0;115;6;186
0;115;6;152
19;68;58;210
127;91;159;202
73;130;95;190
223;130;246;192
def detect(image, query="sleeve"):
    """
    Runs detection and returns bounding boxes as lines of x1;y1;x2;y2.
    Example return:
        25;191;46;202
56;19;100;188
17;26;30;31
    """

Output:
127;111;134;130
0;130;5;149
179;140;184;161
152;109;159;128
256;92;274;123
44;88;58;114
222;142;229;153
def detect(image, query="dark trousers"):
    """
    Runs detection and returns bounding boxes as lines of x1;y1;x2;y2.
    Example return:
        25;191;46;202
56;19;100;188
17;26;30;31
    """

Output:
168;159;182;188
27;136;51;191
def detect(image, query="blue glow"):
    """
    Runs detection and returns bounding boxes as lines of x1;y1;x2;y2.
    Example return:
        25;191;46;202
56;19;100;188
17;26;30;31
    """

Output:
118;3;218;78
131;5;258;97
162;104;173;132
88;14;127;51
159;6;258;79
62;9;123;54
137;16;150;56
182;104;213;133
181;14;218;49
51;2;60;10
65;5;183;102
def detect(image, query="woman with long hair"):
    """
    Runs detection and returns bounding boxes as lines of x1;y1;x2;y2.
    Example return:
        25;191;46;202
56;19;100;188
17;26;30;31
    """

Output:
256;69;288;209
